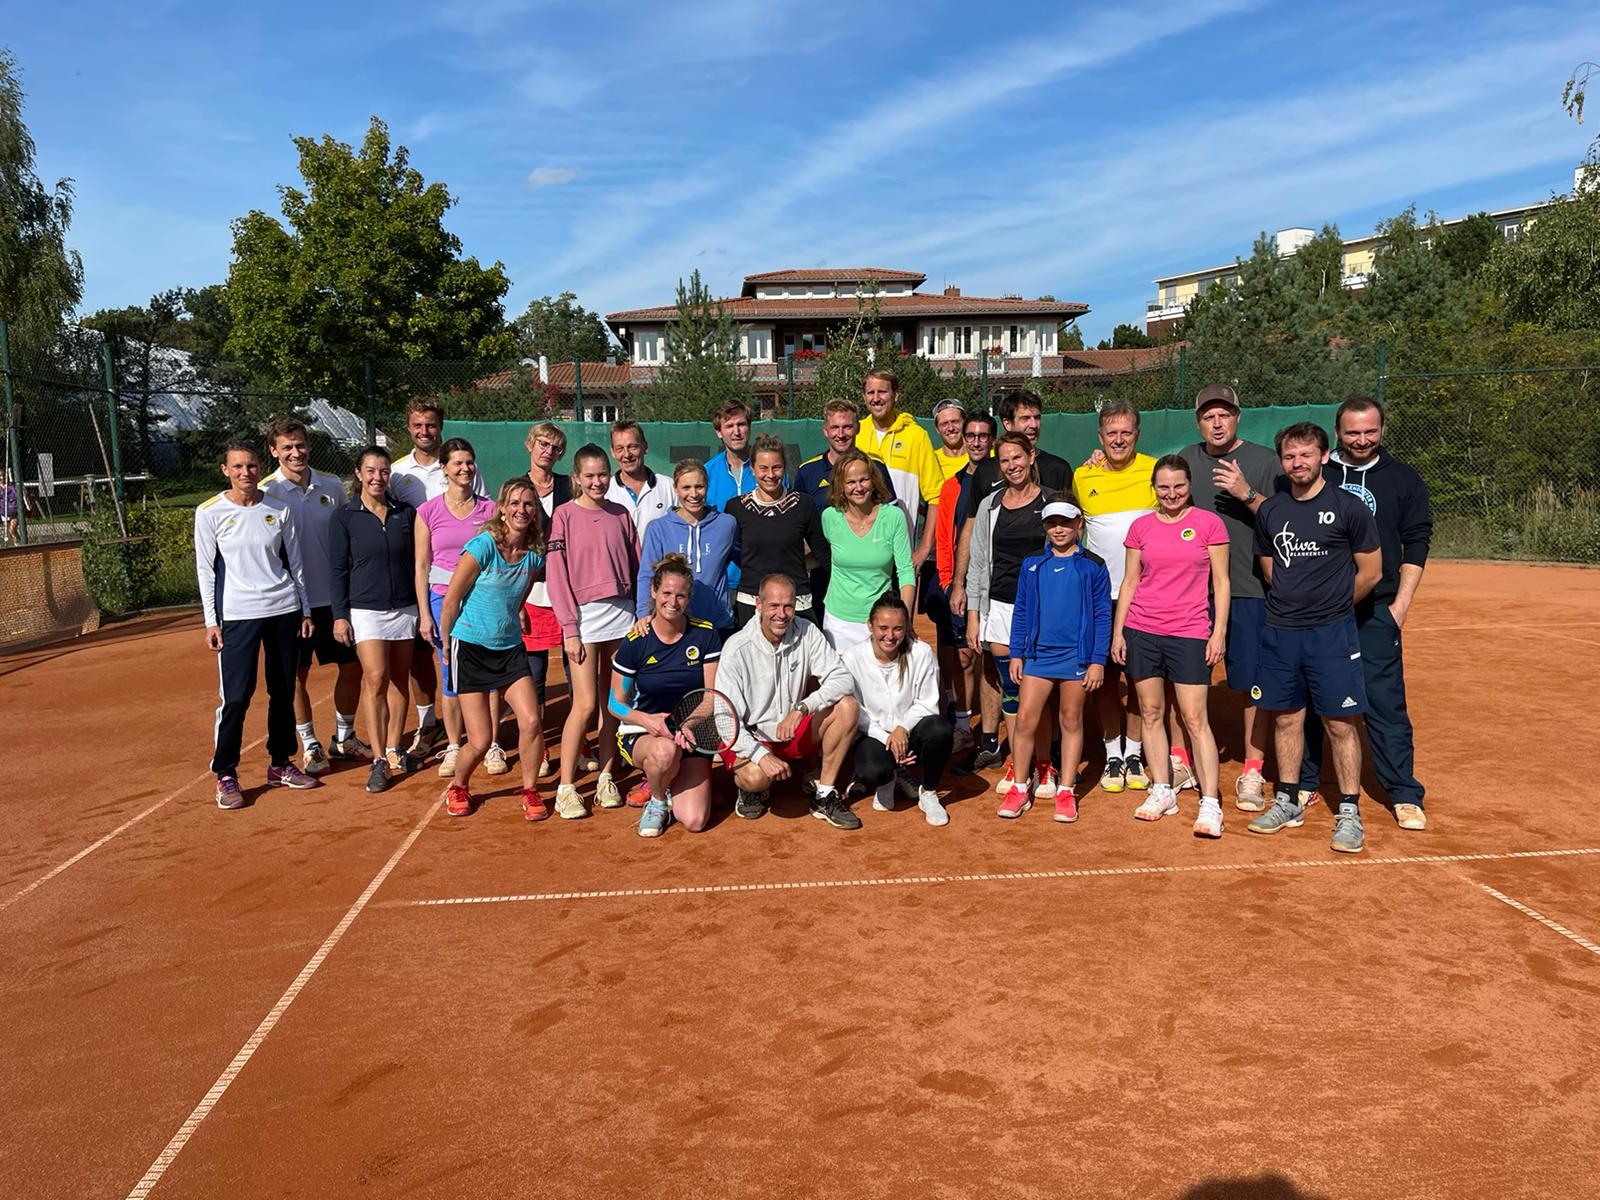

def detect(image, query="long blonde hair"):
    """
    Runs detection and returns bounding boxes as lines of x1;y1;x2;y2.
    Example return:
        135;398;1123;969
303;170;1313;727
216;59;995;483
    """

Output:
484;475;545;555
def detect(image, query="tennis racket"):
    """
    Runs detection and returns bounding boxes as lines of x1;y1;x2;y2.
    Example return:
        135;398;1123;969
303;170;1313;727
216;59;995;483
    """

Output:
666;688;741;759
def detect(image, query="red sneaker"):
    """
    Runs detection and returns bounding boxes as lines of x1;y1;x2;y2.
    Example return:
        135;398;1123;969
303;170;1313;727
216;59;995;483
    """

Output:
445;783;473;817
997;784;1032;819
625;778;651;808
1053;789;1079;824
523;788;550;822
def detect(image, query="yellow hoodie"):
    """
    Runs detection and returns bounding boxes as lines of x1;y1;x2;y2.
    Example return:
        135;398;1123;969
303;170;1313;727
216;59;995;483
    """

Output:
856;410;944;532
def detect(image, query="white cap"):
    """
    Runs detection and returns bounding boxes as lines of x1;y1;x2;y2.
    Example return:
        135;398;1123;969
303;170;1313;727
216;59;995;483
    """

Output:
1042;500;1082;521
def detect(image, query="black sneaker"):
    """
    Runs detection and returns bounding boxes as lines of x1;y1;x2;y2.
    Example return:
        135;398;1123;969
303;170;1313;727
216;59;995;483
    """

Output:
811;791;862;830
735;789;768;820
366;759;390;794
972;743;1005;770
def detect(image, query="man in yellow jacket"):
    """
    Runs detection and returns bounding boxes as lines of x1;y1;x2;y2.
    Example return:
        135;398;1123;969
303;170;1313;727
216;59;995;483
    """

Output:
855;367;944;576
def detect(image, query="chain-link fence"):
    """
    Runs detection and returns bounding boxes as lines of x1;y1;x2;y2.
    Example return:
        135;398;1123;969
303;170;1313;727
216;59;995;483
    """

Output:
3;319;1596;649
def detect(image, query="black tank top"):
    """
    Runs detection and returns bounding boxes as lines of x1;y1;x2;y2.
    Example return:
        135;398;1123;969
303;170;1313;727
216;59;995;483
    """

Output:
989;492;1045;604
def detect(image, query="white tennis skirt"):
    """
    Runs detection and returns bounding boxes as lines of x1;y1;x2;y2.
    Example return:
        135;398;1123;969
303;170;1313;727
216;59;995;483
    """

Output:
981;600;1015;647
823;612;871;653
351;604;419;643
578;594;635;643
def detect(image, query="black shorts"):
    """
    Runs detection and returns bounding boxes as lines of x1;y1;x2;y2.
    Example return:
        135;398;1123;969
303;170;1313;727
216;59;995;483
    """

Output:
299;605;358;668
448;638;532;695
1123;627;1211;686
617;730;645;767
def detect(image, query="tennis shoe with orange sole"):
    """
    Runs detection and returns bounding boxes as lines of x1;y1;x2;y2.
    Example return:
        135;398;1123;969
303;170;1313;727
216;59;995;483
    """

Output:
523;788;550;822
626;778;652;808
445;783;472;817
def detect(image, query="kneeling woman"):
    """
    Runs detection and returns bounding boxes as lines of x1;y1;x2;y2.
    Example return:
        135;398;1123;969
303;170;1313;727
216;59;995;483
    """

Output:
437;476;548;821
840;594;954;826
609;555;722;837
1004;496;1112;822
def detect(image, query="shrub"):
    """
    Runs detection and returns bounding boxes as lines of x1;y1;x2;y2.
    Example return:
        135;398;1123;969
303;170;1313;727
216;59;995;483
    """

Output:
82;503;198;615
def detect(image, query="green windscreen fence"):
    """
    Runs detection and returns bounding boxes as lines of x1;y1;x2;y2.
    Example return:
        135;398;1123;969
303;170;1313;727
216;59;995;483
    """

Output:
451;406;1331;489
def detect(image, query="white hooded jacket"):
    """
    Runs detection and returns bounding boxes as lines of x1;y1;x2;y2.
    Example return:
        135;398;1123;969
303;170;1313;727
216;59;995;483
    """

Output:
717;616;854;762
841;639;941;744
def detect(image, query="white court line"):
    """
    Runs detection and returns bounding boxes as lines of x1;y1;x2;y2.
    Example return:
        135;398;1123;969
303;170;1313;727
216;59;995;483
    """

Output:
1408;621;1600;634
123;796;440;1200
1479;884;1600;957
2;690;336;914
1540;629;1600;650
398;846;1600;908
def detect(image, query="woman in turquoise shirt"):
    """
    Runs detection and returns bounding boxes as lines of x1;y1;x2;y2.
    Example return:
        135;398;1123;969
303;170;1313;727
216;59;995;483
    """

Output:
820;449;914;653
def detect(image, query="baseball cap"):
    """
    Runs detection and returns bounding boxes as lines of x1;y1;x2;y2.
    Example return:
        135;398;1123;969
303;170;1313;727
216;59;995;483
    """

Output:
932;397;965;416
1042;500;1082;521
1194;383;1240;413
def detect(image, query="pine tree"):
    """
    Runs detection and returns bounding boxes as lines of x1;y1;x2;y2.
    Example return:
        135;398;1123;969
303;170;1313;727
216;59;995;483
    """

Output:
641;269;749;420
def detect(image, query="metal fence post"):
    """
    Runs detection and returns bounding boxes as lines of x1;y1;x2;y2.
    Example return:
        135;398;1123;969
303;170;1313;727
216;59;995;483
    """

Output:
573;359;584;417
1376;340;1386;408
0;318;26;545
364;358;376;444
980;351;989;407
101;340;127;517
1177;344;1187;407
786;353;794;418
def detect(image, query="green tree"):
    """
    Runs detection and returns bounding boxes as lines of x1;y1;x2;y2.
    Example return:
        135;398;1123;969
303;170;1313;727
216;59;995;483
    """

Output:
1434;212;1499;278
514;292;614;363
223;117;517;411
638;269;748;420
1563;60;1599;165
1484;187;1600;332
82;289;191;467
1096;323;1155;350
1059;323;1085;351
0;50;83;350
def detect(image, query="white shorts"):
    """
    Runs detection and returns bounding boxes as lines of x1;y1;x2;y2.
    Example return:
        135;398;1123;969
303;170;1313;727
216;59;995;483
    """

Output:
981;600;1014;647
578;595;635;643
351;604;419;643
823;612;871;653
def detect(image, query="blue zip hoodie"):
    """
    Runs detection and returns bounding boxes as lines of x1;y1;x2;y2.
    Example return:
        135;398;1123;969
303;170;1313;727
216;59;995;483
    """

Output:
635;506;740;629
1009;547;1112;669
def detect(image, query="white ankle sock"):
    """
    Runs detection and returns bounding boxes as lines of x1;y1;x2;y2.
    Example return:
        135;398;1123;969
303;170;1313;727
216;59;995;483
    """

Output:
1124;738;1143;759
416;704;435;728
335;712;356;739
1104;737;1121;759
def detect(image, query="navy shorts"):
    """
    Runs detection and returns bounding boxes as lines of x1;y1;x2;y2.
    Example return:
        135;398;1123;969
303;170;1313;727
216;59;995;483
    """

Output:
1225;596;1266;694
1252;618;1368;718
924;580;964;648
298;606;358;669
1123;627;1211;686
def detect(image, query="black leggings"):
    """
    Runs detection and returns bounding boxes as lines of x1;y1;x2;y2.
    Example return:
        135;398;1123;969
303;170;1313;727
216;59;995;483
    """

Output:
849;716;954;791
526;649;549;707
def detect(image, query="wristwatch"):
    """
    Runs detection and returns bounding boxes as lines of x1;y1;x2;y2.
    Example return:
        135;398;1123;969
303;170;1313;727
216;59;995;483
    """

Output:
1243;487;1259;503
794;700;810;717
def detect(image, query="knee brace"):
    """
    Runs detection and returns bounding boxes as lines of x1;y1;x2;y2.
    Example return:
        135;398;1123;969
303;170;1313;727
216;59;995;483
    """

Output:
993;654;1020;716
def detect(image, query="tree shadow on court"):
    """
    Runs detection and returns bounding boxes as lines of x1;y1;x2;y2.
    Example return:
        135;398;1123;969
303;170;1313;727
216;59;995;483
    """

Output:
1177;1173;1328;1200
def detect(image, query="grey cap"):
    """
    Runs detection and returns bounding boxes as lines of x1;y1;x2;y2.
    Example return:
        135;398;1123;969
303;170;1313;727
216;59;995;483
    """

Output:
1195;383;1240;413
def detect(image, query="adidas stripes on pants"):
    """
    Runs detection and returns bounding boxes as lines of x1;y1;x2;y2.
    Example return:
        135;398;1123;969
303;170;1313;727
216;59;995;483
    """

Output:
211;611;301;777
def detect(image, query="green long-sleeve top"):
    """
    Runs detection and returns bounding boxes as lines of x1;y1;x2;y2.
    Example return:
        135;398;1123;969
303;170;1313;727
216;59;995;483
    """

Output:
821;504;913;622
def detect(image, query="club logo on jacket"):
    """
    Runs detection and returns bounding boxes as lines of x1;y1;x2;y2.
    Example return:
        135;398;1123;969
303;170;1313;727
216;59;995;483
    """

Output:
686;645;701;661
264;513;276;525
1339;482;1377;515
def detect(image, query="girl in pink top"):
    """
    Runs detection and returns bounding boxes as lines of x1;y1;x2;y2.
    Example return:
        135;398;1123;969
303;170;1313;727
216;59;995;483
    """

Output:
414;439;501;777
1111;455;1231;836
545;443;641;818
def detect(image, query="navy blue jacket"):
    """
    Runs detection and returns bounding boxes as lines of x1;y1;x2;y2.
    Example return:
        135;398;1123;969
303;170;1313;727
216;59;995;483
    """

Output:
1324;449;1431;608
329;495;417;620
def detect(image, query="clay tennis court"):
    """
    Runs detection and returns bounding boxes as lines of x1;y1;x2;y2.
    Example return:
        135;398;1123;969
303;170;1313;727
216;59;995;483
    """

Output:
3;561;1596;1199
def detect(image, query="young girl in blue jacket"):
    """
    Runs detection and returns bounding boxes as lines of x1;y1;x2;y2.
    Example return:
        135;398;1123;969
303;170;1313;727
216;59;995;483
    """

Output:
1002;494;1112;823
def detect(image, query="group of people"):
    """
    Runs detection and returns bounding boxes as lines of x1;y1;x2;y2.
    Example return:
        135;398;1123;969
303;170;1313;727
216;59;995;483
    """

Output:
196;368;1432;854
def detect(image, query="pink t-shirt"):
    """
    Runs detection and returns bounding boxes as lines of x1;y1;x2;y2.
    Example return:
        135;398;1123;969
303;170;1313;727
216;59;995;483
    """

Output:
1122;508;1229;639
417;494;497;593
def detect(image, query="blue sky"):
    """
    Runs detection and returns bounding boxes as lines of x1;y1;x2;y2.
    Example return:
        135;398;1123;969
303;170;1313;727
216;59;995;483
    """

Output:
9;0;1595;344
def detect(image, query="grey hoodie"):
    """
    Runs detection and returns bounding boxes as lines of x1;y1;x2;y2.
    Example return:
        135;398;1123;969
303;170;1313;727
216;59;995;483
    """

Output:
717;616;854;762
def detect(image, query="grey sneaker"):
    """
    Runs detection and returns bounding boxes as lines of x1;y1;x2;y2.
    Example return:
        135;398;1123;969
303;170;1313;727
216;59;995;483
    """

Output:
735;789;768;820
1331;803;1365;854
811;790;863;830
872;783;895;812
1235;767;1267;812
1247;792;1305;835
972;743;1004;770
365;759;390;794
638;797;671;838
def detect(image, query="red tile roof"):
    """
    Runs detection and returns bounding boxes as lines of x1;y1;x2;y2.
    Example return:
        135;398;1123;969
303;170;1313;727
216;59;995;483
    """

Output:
609;292;1088;323
741;267;925;292
473;362;630;389
1058;347;1183;374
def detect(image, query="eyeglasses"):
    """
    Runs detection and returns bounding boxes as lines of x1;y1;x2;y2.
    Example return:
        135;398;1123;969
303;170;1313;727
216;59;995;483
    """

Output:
964;431;993;440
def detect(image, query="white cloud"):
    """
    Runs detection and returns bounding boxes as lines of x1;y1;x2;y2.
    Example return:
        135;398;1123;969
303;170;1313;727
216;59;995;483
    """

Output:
525;166;581;189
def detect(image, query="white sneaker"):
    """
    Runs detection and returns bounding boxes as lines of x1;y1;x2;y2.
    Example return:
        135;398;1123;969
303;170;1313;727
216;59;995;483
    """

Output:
1033;762;1059;800
594;773;624;808
555;784;587;820
1170;755;1198;792
918;788;950;827
437;743;460;779
1193;796;1224;838
1135;783;1179;822
872;782;894;812
484;743;510;775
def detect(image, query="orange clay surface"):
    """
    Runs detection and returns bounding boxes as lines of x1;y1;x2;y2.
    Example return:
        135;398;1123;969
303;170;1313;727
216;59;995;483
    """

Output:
2;563;1598;1200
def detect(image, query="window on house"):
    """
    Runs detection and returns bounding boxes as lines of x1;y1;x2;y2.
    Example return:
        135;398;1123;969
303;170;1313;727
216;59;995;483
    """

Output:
1503;223;1521;242
743;328;771;362
890;329;904;350
585;404;619;423
634;331;661;364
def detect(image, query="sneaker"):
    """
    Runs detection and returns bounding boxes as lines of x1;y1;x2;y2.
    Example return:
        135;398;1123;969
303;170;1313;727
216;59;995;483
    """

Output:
1235;768;1267;812
1193;796;1224;839
366;760;390;794
405;722;443;759
385;749;410;775
872;783;895;812
484;743;510;775
1034;762;1059;800
626;778;652;809
894;768;920;803
811;791;862;830
266;762;319;790
436;743;460;779
993;758;1018;795
1394;802;1427;831
1331;803;1365;854
302;743;331;777
1123;753;1149;790
1298;789;1324;810
918;788;950;827
539;754;555;778
1247;793;1305;835
951;726;976;760
1053;789;1079;824
735;789;768;820
972;742;1005;771
997;785;1032;819
522;787;549;822
577;753;601;774
445;783;472;817
555;783;587;820
844;780;870;803
215;775;246;810
1134;783;1178;822
1170;755;1197;792
1100;757;1126;794
329;733;372;761
594;773;623;809
638;797;672;838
